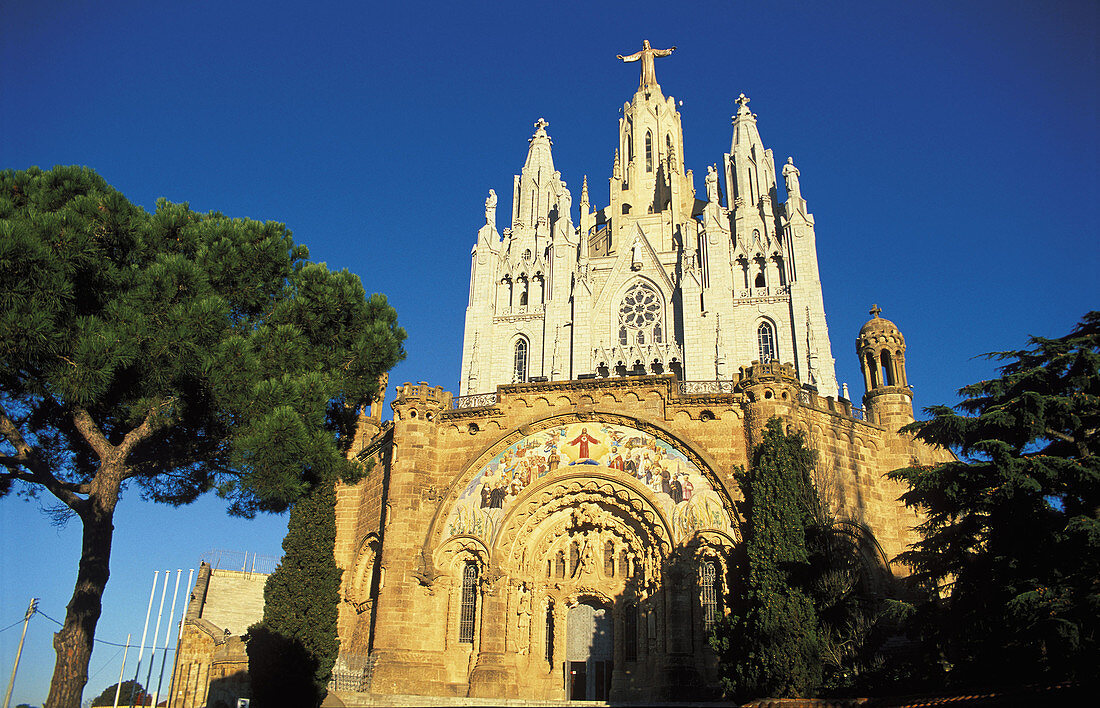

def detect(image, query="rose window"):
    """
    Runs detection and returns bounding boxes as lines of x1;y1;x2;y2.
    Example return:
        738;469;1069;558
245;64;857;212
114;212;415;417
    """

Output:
618;282;664;345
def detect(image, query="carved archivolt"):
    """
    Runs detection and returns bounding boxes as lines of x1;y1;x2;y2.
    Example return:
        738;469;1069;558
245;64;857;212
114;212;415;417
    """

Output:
344;534;380;614
425;414;738;563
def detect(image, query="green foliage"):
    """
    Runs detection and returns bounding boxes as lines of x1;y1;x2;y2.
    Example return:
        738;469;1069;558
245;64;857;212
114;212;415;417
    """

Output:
0;166;406;702
89;680;145;706
713;417;822;699
889;312;1100;688
247;482;342;707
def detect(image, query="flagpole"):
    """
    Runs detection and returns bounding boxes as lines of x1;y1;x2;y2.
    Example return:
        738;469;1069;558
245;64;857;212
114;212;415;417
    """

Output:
112;633;131;708
129;571;159;708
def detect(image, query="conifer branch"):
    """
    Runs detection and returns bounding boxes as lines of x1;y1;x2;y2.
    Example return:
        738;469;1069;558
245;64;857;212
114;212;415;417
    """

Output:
70;406;113;460
0;403;87;509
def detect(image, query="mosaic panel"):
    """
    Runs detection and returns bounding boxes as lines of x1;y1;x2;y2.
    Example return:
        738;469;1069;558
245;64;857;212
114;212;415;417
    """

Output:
443;422;732;545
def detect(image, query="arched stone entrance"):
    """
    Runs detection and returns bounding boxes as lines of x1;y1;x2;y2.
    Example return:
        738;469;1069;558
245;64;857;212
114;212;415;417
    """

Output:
566;602;613;700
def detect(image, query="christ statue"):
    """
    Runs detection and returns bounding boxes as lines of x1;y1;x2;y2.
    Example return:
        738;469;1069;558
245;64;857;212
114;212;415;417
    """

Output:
617;40;676;89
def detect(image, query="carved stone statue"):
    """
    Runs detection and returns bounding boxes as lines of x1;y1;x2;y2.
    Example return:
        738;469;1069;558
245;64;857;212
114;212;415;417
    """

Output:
558;185;571;222
782;157;801;200
705;164;719;203
484;189;497;226
617;40;676;89
516;583;531;654
631;239;643;268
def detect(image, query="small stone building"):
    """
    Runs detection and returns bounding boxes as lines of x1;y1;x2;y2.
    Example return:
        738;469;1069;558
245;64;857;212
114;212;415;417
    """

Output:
169;563;267;708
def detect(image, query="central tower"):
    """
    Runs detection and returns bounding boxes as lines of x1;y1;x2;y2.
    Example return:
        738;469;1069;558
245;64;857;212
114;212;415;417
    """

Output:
459;41;839;399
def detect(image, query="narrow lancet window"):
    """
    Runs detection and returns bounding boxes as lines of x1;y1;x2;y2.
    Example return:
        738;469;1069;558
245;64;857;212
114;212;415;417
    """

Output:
645;131;653;172
701;561;719;630
624;602;638;661
459;562;478;643
758;321;776;363
514;338;528;383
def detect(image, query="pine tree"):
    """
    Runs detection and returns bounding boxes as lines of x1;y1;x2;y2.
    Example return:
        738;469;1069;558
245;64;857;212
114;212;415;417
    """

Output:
712;417;822;699
0;166;406;708
89;680;145;706
889;312;1100;689
247;481;342;707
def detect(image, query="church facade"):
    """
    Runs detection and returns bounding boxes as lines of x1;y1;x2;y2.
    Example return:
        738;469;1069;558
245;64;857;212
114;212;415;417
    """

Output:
326;44;951;703
460;43;837;401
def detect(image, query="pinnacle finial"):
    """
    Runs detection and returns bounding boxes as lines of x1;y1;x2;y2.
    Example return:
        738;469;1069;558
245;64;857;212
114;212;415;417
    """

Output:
534;117;549;134
735;93;750;109
870;304;882;318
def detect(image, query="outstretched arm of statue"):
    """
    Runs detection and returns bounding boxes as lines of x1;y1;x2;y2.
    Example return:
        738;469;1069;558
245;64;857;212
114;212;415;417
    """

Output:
617;51;642;62
654;46;677;57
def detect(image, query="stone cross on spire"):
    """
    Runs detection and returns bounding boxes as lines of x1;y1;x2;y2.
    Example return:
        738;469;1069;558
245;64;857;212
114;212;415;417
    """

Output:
734;93;752;117
869;304;882;318
534;117;549;131
617;40;676;89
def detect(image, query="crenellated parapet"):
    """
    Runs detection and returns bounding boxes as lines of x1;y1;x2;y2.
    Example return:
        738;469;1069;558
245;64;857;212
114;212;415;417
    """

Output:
391;382;452;422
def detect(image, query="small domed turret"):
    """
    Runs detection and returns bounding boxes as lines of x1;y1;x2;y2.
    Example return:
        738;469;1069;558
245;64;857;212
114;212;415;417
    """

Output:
857;304;907;390
856;305;912;428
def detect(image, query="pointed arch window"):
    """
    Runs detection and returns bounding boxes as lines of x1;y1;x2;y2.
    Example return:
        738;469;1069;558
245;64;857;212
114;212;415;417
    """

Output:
758;321;776;363
618;280;664;347
645;131;653;172
545;601;555;664
513;338;529;383
459;562;478;643
624;601;638;661
701;561;720;630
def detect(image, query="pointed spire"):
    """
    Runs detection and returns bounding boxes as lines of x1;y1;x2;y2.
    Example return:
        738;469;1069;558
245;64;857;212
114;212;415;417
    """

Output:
523;117;556;175
613;149;622;179
580;175;589;207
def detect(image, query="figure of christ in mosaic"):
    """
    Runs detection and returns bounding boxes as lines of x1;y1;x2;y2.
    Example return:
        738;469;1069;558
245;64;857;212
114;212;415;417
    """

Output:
443;422;734;545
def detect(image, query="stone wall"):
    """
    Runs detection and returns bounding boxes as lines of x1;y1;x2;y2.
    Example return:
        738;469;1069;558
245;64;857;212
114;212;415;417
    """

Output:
333;369;951;702
167;563;269;708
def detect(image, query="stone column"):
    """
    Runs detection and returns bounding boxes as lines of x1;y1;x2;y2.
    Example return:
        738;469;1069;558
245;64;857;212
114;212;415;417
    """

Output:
467;575;518;698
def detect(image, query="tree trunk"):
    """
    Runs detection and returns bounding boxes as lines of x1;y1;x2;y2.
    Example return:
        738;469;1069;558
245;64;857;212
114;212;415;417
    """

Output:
45;500;115;708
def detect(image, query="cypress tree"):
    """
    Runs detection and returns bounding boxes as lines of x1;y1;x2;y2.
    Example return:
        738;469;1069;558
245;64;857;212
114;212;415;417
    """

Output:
713;417;822;699
247;480;342;707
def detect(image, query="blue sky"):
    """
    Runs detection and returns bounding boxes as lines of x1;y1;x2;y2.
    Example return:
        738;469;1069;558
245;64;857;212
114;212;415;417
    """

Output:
2;0;1097;704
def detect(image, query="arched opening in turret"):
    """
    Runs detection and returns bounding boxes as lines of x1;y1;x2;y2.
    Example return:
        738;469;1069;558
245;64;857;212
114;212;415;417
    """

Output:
865;351;880;388
880;350;896;386
753;257;766;288
622;203;632;215
645;130;653;173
